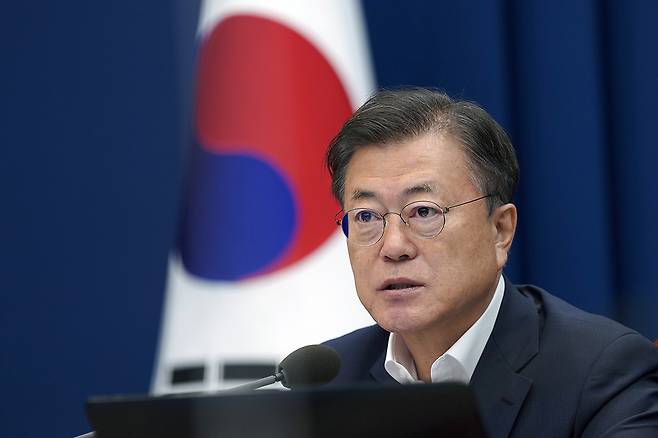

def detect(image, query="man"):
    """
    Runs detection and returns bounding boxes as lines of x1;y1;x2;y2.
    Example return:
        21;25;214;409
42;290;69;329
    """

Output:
323;88;658;437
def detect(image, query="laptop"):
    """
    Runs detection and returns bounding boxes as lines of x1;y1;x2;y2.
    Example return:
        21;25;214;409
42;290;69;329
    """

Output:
87;382;486;438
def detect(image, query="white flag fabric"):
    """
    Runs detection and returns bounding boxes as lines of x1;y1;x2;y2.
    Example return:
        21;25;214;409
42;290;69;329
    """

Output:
153;0;375;393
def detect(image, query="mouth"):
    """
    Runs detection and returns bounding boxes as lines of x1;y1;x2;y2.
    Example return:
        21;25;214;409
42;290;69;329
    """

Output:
378;278;424;292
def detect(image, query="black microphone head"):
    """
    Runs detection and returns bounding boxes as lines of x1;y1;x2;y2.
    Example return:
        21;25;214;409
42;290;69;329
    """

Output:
277;344;341;389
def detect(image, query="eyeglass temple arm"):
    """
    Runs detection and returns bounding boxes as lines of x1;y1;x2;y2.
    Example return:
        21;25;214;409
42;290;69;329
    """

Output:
444;195;492;213
335;210;345;225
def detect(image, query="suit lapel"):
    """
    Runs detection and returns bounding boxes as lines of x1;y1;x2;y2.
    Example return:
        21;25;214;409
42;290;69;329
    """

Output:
470;341;533;437
368;349;397;384
470;279;540;437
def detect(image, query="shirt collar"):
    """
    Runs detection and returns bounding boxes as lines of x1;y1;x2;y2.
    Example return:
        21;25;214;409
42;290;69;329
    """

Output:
384;275;506;384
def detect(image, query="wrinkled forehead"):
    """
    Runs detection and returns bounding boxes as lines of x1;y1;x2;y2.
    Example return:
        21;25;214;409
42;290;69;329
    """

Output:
342;133;474;208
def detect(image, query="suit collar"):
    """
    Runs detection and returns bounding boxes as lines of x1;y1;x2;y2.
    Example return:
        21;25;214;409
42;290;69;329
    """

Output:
488;277;540;371
470;278;540;437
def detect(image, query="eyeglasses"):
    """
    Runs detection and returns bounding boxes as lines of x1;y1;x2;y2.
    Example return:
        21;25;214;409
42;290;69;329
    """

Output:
335;195;492;246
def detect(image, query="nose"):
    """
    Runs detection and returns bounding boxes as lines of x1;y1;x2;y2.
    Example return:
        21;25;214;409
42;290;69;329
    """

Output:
379;213;417;261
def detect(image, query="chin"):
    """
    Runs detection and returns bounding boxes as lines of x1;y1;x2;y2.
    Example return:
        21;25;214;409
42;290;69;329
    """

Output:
372;309;433;334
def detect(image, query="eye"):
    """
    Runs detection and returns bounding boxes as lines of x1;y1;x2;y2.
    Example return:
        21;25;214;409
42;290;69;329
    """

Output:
355;210;376;223
417;206;434;217
410;204;440;219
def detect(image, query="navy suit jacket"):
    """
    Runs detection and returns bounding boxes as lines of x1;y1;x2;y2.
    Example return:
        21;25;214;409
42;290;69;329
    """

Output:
324;281;658;437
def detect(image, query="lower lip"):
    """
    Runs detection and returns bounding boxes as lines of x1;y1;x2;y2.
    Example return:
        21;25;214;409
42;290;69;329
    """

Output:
378;285;423;299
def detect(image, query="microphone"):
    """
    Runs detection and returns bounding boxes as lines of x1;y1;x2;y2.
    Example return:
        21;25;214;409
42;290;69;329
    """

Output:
226;344;340;391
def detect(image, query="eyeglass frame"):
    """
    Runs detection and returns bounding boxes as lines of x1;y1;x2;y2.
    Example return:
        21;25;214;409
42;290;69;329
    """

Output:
334;194;493;246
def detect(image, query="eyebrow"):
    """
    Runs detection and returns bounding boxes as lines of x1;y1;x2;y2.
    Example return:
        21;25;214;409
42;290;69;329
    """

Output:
349;183;438;203
403;183;434;197
349;189;376;201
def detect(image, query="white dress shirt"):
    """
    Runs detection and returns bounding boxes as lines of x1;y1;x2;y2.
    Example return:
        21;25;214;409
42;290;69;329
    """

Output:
384;275;505;384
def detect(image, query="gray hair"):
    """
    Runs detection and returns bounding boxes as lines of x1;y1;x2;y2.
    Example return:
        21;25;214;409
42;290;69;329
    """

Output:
326;88;519;213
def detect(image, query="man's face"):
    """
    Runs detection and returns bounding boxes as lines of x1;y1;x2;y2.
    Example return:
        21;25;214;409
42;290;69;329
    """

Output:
343;132;508;336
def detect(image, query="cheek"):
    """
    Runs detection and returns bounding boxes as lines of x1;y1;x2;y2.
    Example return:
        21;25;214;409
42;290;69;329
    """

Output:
424;226;496;280
447;232;499;291
347;246;369;284
347;247;376;302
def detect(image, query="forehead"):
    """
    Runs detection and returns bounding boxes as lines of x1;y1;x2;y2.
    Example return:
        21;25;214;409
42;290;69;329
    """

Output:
343;132;474;206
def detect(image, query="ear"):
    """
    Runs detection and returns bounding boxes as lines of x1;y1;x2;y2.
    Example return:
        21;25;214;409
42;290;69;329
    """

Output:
491;203;517;269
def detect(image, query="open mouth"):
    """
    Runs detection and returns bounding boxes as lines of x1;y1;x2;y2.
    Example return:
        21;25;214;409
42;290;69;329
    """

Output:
385;283;419;290
379;279;424;291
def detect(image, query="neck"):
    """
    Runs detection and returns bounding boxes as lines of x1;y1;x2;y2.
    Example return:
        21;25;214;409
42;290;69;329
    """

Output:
402;332;455;382
399;278;499;382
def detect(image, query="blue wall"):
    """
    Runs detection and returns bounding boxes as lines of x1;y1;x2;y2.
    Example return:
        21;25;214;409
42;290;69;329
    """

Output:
2;1;657;437
2;1;193;436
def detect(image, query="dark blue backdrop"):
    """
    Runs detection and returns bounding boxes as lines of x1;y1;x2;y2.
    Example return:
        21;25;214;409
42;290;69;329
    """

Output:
2;1;656;437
